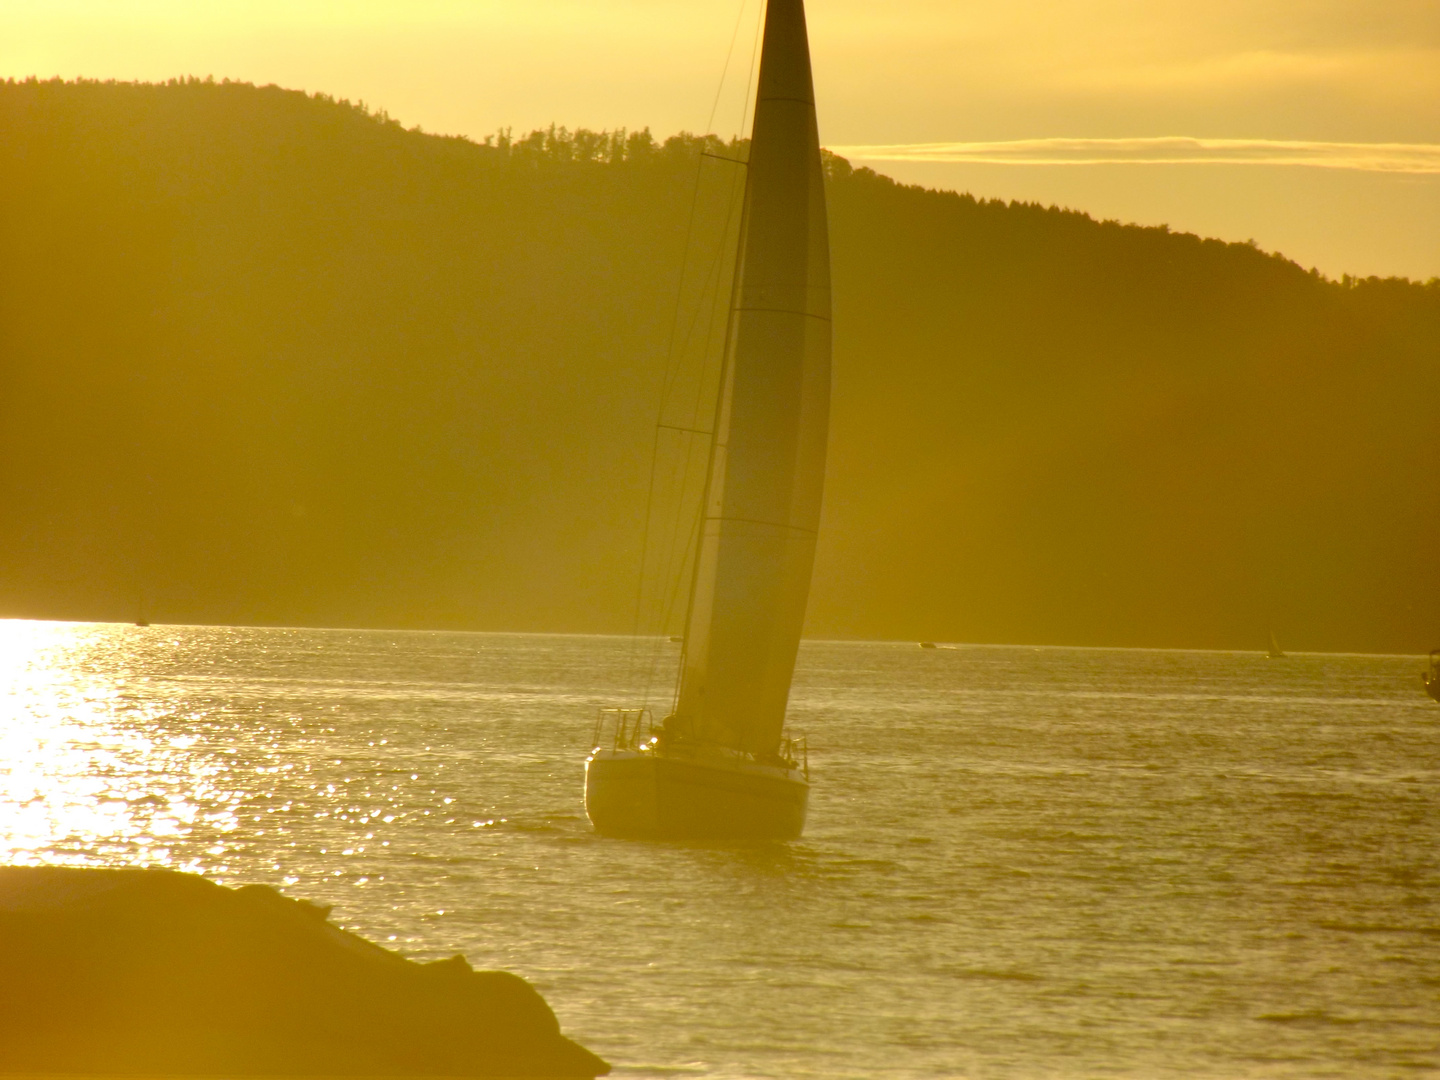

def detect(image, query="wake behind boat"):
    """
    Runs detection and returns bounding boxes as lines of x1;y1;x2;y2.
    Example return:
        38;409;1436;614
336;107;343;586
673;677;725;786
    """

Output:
585;0;830;842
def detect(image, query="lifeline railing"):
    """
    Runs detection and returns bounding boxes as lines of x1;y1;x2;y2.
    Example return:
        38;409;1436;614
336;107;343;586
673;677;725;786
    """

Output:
592;706;810;780
780;733;810;781
592;707;655;753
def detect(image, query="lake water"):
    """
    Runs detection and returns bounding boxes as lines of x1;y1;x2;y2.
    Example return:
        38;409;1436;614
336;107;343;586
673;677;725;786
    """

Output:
1;621;1436;1078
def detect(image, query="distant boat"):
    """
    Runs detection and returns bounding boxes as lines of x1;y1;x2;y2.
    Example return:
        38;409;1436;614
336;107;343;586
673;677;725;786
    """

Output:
918;641;938;649
585;0;827;841
1267;629;1284;659
1424;649;1440;702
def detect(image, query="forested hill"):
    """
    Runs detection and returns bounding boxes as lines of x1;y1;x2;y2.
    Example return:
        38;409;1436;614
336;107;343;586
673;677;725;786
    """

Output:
2;77;1436;652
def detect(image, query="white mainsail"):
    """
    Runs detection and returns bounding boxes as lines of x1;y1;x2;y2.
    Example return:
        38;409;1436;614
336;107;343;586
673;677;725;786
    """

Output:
674;0;831;758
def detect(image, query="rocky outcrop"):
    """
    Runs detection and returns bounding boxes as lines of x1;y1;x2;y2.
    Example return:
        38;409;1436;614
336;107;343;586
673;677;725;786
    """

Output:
0;866;608;1077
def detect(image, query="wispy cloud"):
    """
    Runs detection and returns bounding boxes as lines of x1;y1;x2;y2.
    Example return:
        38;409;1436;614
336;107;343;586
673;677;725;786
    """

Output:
825;137;1440;174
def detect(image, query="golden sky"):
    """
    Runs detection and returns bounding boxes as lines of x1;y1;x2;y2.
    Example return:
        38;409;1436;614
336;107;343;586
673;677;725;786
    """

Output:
3;0;1437;278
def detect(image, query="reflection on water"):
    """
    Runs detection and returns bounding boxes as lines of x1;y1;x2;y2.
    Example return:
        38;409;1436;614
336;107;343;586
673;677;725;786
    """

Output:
1;620;1437;1078
0;622;203;869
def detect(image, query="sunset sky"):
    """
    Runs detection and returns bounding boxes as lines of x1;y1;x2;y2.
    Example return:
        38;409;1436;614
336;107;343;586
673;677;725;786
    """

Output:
3;0;1437;279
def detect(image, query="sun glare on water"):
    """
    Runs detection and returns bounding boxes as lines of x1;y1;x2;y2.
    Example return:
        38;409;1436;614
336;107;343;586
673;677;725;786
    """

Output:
0;620;212;871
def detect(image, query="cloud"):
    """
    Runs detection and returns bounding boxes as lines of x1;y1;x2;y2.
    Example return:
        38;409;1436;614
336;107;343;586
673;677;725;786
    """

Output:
825;137;1440;174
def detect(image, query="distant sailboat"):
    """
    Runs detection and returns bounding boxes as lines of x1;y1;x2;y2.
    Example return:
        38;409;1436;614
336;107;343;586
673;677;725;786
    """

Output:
1424;649;1440;702
1267;629;1284;659
585;0;828;841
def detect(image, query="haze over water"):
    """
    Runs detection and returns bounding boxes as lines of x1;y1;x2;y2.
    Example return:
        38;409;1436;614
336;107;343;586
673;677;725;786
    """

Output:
1;621;1436;1078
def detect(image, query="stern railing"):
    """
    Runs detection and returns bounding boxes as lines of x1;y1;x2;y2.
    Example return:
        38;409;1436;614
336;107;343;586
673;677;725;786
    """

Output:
779;733;809;781
592;708;810;780
592;707;656;753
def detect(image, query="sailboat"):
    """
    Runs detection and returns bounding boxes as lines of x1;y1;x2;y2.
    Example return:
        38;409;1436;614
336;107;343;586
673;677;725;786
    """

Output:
1267;628;1284;659
584;0;830;841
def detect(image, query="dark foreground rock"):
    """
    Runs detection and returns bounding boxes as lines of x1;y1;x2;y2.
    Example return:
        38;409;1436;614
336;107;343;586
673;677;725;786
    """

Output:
0;866;608;1077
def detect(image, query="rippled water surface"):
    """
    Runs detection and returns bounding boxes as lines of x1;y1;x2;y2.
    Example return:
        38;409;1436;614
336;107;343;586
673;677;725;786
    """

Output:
1;621;1437;1078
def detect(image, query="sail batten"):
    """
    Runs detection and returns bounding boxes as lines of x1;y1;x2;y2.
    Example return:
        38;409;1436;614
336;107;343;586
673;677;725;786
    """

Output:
674;0;831;759
702;518;817;533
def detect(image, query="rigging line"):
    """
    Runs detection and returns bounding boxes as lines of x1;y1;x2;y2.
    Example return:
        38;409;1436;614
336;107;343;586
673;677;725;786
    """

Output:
649;2;754;465
652;0;754;418
640;434;706;707
649;3;753;435
659;0;760;453
701;515;819;535
738;0;765;145
652;170;704;424
639;142;750;711
634;4;760;701
666;2;765;712
625;422;665;688
630;9;751;683
645;119;752;706
684;155;749;432
642;173;746;706
672;176;753;713
675;26;759;438
660;483;710;715
639;0;766;708
705;0;755;138
635;218;727;702
641;432;708;710
635;171;725;696
669;180;742;423
644;262;731;697
656;149;748;414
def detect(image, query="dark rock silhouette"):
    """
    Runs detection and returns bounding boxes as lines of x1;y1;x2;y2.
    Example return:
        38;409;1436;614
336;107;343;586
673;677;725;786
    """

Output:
0;866;609;1077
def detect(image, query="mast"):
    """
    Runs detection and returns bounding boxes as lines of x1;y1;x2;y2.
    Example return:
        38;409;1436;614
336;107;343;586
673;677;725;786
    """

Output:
674;0;831;757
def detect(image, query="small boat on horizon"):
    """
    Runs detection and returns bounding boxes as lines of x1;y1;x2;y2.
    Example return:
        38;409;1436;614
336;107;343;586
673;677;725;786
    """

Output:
1424;649;1440;702
1267;628;1284;659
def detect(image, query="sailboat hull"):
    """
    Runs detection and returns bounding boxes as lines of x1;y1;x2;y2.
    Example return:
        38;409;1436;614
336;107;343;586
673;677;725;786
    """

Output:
585;749;808;840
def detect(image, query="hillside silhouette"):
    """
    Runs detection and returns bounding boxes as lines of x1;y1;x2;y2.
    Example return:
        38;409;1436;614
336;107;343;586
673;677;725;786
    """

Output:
1;77;1436;651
